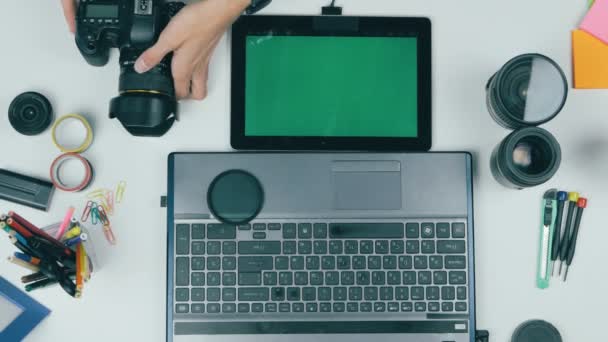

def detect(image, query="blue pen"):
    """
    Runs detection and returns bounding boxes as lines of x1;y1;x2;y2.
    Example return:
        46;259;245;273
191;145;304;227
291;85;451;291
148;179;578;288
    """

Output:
14;252;32;263
64;236;82;247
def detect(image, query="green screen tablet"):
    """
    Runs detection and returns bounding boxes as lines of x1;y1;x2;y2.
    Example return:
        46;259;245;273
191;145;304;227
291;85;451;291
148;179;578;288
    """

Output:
231;16;431;150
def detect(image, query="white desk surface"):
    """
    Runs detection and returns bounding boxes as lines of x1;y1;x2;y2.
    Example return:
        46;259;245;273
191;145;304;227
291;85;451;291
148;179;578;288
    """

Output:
1;0;607;341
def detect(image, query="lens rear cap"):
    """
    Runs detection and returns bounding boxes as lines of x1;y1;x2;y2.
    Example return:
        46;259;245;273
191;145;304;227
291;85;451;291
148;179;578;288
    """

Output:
512;320;562;342
8;92;54;136
207;170;264;225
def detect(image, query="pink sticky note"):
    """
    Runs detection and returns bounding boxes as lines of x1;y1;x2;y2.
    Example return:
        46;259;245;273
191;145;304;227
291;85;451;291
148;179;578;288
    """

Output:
580;0;608;44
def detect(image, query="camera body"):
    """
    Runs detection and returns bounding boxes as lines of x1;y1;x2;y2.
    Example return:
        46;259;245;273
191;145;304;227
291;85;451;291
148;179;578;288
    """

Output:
76;0;184;137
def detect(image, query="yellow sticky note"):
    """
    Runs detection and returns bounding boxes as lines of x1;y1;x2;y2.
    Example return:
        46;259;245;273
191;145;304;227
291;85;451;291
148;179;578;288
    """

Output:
573;29;608;89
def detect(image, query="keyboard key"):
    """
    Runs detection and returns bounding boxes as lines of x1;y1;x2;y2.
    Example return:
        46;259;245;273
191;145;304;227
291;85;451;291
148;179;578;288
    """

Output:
313;223;328;238
360;240;373;254
368;256;381;269
283;224;297;238
207;224;236;239
298;223;312;239
421;240;436;254
306;303;318;312
438;241;466;254
329;241;343;254
271;287;285;301
298;241;312;254
191;303;205;313
442;302;454;312
207;288;220;301
191;257;205;270
291;256;304;270
176;303;189;313
426;286;440;300
406;241;420;254
207;272;221;286
239;272;262;285
325;271;339;285
402;271;416;285
268;223;281;231
383;256;397;269
222;288;236;301
411;287;424;300
223;257;236;270
295;272;308;285
436;223;450;238
252;303;264;313
321;256;336;270
175;257;189;286
191;272;205;286
372;271;386;285
445;256;467;269
223;241;236;255
318;287;332;301
287;287;300;301
390;240;405;254
253;232;266;239
337;256;351;269
353;256;366;269
374;302;386;312
398;256;413;269
320;303;332;312
279;303;291;312
452;223;466;238
347;302;359;312
175;288;189;301
239;256;273;272
364;287;378;300
356;271;370;285
455;302;468;312
329;223;404;238
380;287;393;300
428;302;440;312
266;303;278;312
334;287;347;300
176;224;190;255
434;271;448;285
333;302;345;312
449;271;467;285
238;303;250;313
401;302;413;312
310;272;323;285
313;241;327;254
207;257;221;270
442;286;455;300
239;288;269;301
238;224;251;231
414;255;428;269
429;255;443;269
191;288;205;301
421;223;435;238
341;271;355;285
253;223;266;231
222;272;236;286
406;223;420;238
283;241;297;254
207;304;220;313
207;241;221;255
263;272;278;285
387;271;401;285
457;286;467;300
415;302;427;312
345;240;358;254
395;287;409;300
349;287;363;301
360;302;372;312
192;224;205;239
418;271;432;285
275;256;289;270
375;240;389;254
303;287;316;301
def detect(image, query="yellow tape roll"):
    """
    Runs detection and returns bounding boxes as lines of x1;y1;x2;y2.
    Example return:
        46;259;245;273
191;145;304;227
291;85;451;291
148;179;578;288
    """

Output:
51;114;93;153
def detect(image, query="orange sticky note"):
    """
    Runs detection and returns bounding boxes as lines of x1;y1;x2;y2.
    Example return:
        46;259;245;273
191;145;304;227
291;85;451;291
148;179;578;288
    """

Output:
572;30;608;89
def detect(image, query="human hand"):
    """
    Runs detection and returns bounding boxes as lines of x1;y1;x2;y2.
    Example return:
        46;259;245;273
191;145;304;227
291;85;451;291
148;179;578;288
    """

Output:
135;0;251;100
61;0;77;33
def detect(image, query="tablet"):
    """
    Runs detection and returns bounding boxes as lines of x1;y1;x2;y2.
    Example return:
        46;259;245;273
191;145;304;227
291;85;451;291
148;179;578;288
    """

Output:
231;15;431;151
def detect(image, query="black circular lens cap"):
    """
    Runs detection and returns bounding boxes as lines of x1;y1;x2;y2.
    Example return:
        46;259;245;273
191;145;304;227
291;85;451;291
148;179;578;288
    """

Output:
8;92;54;136
512;320;562;342
207;170;264;225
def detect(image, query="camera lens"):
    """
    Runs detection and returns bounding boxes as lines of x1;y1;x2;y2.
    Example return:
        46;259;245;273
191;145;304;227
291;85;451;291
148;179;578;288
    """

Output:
109;48;177;137
8;92;54;136
491;127;561;189
487;54;568;130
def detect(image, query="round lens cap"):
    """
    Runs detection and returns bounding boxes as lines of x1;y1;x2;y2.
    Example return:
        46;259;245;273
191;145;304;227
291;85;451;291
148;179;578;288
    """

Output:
8;92;54;136
207;170;264;225
512;320;562;342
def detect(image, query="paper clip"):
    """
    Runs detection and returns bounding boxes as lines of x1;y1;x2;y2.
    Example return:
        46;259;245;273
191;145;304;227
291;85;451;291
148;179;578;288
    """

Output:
103;224;116;245
87;189;107;200
105;190;115;214
116;181;126;203
97;206;110;226
91;206;99;225
81;201;94;222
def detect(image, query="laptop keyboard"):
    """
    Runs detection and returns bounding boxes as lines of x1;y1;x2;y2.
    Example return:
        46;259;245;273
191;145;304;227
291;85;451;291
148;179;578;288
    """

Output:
173;221;468;316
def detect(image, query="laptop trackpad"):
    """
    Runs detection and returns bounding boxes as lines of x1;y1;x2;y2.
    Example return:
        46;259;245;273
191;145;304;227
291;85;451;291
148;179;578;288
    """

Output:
332;161;402;210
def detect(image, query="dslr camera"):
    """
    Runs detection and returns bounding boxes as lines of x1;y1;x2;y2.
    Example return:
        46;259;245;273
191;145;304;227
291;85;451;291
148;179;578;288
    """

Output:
75;0;184;137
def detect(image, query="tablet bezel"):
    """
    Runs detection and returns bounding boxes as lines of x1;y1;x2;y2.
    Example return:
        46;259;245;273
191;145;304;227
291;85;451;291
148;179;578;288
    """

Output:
231;15;432;151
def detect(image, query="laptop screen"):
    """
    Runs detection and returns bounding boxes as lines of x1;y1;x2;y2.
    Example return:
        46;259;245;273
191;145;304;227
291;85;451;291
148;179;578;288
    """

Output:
244;35;418;138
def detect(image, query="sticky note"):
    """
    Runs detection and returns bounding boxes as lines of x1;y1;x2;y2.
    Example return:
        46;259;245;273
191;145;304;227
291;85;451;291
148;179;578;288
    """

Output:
572;30;608;89
580;0;608;44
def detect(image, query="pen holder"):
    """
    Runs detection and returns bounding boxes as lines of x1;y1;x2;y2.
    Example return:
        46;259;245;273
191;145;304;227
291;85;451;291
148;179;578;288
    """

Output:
41;222;99;274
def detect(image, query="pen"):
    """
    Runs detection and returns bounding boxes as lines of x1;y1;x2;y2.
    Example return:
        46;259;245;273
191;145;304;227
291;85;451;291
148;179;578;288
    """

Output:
21;272;49;284
8;211;64;249
550;191;567;276
7;256;40;272
55;206;75;240
14;252;41;265
25;278;57;292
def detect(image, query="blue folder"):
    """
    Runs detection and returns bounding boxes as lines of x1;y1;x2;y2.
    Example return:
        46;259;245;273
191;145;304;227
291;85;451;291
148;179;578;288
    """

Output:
0;276;50;341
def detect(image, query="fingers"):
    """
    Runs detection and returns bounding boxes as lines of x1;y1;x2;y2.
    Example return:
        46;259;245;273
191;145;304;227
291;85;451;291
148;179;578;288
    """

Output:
191;63;210;100
61;0;77;33
134;35;176;74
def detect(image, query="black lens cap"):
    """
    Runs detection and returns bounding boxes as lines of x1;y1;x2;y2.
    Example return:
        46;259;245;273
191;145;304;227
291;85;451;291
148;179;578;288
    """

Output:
8;92;54;136
512;320;562;342
207;170;264;225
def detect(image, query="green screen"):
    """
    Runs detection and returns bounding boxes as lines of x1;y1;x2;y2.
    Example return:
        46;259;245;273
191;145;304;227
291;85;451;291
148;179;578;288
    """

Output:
244;36;418;137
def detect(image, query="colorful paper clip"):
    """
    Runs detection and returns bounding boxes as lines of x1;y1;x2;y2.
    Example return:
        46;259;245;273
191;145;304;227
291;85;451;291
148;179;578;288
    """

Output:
105;190;115;215
87;188;108;200
97;206;110;226
103;224;116;245
81;201;94;222
116;181;126;203
91;207;99;225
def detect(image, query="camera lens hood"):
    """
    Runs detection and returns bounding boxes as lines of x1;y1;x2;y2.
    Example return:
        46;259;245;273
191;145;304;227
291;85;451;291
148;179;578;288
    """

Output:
109;92;177;137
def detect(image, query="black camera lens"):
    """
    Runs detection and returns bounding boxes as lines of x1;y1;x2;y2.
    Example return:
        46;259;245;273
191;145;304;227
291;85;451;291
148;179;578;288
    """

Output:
487;54;568;130
8;92;54;136
491;127;561;189
207;170;264;225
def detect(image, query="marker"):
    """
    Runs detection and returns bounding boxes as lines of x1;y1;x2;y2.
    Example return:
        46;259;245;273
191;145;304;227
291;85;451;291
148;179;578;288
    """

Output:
25;278;57;292
559;192;579;275
563;198;588;281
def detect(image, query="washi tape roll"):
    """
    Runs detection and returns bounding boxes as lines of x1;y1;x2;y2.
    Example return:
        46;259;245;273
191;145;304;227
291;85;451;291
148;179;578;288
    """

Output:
50;153;94;192
51;114;93;153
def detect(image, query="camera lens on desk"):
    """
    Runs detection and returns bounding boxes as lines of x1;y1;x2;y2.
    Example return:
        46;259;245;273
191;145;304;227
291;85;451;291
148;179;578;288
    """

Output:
491;127;561;189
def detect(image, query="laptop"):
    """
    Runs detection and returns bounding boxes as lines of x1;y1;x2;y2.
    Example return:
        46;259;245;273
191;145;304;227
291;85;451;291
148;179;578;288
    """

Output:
166;152;476;342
